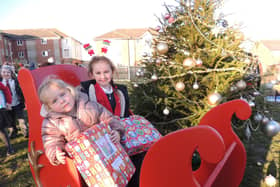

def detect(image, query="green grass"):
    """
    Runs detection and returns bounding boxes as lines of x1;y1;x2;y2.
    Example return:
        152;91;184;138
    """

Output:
0;135;35;187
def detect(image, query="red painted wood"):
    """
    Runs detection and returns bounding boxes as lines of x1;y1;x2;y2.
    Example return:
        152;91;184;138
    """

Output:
140;99;251;187
18;65;89;187
197;99;251;187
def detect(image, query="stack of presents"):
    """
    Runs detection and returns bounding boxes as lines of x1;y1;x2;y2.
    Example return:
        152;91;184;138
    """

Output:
66;115;162;187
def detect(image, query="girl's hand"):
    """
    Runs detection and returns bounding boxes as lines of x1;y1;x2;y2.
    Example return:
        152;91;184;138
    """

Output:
110;130;121;144
56;147;66;165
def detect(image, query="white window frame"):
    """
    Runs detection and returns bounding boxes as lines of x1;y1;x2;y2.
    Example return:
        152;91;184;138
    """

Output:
18;51;24;58
41;38;47;45
17;40;23;46
42;50;48;57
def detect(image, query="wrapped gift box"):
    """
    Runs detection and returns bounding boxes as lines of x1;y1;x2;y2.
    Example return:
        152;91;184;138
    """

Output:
65;123;135;187
120;115;162;156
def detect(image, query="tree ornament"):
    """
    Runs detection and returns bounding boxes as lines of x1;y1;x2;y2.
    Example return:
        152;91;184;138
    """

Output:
265;174;277;187
207;92;222;106
164;13;171;19
163;107;170;115
263;120;280;137
133;83;138;88
196;58;203;66
248;101;255;107
230;86;238;92
253;91;260;96
151;73;158;81
236;80;247;90
156;59;161;64
155;26;161;32
262;117;269;124
245;124;251;140
156;42;169;54
175;81;185;91
183;57;196;67
193;82;199;89
168;17;175;24
253;113;263;122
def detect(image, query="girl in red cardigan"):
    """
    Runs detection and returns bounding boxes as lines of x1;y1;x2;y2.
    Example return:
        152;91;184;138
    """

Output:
0;81;14;156
81;56;145;187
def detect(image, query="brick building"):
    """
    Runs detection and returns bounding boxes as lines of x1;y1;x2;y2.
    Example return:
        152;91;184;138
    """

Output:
0;28;83;68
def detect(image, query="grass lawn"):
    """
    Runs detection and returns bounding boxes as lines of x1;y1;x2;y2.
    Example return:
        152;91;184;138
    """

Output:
0;135;35;187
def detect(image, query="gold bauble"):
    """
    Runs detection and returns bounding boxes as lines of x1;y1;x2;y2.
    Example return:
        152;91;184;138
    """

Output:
207;92;222;106
175;81;185;91
183;57;196;67
156;42;169;54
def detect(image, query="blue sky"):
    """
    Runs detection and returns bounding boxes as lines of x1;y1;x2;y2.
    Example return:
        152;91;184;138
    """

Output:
1;0;280;43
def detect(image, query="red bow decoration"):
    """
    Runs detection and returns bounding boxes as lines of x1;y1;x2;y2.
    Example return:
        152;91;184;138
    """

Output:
88;49;95;56
103;40;111;45
101;47;108;54
83;43;91;49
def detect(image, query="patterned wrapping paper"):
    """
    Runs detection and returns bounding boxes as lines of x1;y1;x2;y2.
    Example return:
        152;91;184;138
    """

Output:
120;115;162;156
65;123;135;187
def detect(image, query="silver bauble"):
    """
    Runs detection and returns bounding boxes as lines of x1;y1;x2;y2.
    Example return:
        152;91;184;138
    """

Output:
151;74;158;81
262;117;269;124
263;120;280;137
236;80;247;90
156;42;169;54
163;108;170;115
253;113;263;122
193;82;199;89
248;101;255;107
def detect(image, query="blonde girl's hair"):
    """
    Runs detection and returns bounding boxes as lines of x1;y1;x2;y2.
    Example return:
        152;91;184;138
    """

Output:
38;75;77;105
87;56;118;78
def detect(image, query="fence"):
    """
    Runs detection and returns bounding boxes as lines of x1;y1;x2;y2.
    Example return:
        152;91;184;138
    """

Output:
114;66;141;82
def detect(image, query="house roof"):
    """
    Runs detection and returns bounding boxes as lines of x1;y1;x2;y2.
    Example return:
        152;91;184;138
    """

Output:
94;28;158;40
0;28;69;39
261;40;280;51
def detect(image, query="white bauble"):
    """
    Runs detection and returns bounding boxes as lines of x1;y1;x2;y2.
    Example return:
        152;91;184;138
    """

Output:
175;81;185;91
163;108;170;115
156;42;169;54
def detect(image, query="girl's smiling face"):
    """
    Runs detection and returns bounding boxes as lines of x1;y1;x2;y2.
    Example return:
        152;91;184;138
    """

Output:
1;68;12;80
90;61;113;88
46;85;75;113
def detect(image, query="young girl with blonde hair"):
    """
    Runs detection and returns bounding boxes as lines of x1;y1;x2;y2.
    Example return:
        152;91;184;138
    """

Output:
38;76;124;166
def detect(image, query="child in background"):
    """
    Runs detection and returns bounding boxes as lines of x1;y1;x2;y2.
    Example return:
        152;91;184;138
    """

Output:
1;65;28;138
38;76;124;166
0;81;15;156
80;56;145;187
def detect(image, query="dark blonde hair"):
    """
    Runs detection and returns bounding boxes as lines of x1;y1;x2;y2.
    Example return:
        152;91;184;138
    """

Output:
38;75;76;106
88;56;116;76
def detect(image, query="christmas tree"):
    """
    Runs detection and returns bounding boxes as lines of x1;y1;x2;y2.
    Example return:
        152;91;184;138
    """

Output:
129;0;272;134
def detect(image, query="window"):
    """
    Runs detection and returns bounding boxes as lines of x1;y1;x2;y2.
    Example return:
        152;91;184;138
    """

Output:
64;49;69;57
41;38;47;45
42;51;48;57
18;51;24;58
17;40;23;46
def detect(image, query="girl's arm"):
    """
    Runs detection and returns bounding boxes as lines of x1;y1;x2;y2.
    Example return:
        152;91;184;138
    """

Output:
41;119;66;166
86;101;125;136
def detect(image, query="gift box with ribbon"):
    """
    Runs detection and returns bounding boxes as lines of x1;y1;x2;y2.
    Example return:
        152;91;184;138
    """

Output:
66;123;135;187
121;115;162;156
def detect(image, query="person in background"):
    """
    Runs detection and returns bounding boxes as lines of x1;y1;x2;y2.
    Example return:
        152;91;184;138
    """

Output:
0;65;28;138
0;80;15;156
80;56;145;187
38;76;124;166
